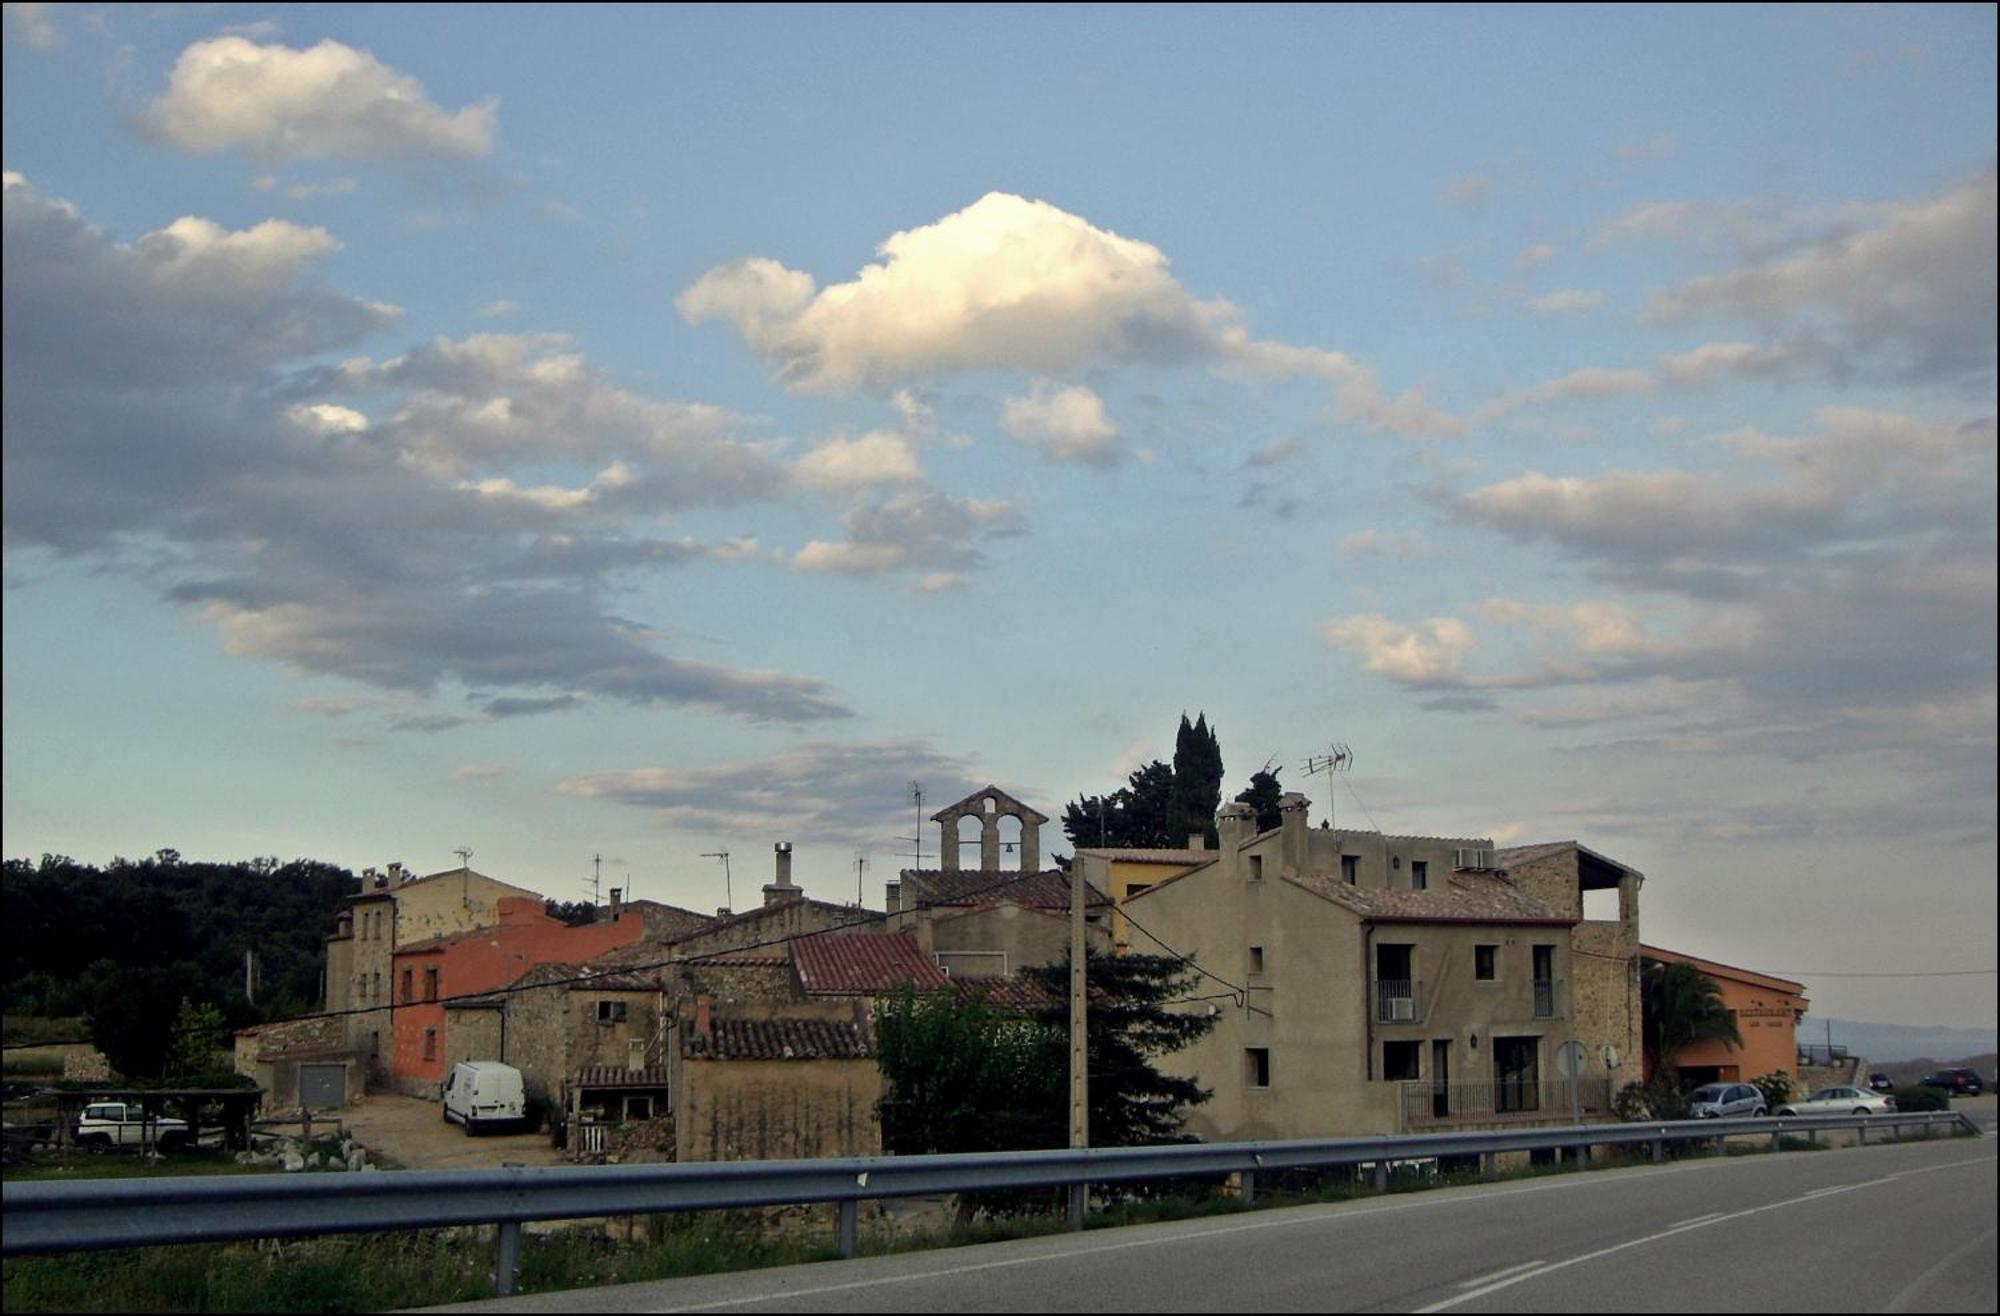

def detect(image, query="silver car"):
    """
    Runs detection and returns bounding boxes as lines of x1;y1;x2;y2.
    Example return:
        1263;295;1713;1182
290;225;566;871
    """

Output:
1687;1081;1767;1118
1776;1086;1895;1117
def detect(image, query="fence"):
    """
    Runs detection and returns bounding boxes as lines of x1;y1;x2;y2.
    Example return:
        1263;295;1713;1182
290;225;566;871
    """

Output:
1400;1077;1613;1126
3;1110;1976;1298
1798;1042;1851;1067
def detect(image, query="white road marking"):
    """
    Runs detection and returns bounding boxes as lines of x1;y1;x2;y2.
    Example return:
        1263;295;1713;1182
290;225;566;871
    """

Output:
1414;1153;1993;1314
1668;1212;1723;1228
1884;1226;1999;1314
1457;1261;1546;1288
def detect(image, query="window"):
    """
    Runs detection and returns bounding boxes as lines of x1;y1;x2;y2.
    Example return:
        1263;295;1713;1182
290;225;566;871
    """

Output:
1125;882;1153;899
1411;860;1428;890
1475;945;1497;980
1383;1040;1422;1081
1341;854;1359;885
423;966;439;1002
372;971;381;1003
1248;854;1264;882
598;1000;629;1023
355;975;367;1003
422;1028;437;1061
1249;946;1265;974
624;1095;654;1121
1245;1048;1271;1088
400;968;413;1003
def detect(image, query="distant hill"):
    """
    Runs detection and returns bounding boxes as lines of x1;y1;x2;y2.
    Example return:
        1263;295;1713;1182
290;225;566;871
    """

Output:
1799;1016;1998;1064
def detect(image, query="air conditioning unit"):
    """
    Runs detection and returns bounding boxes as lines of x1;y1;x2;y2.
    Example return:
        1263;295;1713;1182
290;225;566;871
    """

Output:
1386;995;1416;1022
1454;848;1495;871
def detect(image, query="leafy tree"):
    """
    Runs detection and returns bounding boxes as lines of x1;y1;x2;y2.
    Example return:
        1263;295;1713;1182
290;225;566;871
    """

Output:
87;963;205;1079
1166;714;1224;849
873;986;1059;1157
1641;958;1743;1080
168;997;232;1079
1023;948;1218;1147
1061;760;1177;850
1234;766;1284;834
544;899;599;927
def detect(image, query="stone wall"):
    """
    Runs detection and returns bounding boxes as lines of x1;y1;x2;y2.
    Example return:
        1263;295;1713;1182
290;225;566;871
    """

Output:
675;1056;882;1162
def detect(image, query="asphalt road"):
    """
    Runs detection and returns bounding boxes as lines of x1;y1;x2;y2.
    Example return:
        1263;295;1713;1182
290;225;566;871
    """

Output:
423;1129;1996;1314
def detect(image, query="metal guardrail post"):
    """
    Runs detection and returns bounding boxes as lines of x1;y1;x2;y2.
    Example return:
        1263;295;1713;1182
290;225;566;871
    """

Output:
1067;1182;1086;1230
1240;1170;1256;1207
494;1221;521;1297
1651;1138;1663;1163
836;1200;858;1259
1373;1162;1388;1194
1769;1129;1781;1153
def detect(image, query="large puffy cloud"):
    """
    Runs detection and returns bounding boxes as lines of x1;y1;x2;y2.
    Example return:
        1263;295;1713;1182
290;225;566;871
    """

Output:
146;36;497;161
2;175;846;725
557;740;989;848
680;191;1462;436
791;431;922;491
1643;169;1996;383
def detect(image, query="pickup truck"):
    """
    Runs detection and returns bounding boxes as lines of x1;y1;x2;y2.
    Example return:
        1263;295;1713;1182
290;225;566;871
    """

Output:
73;1101;191;1150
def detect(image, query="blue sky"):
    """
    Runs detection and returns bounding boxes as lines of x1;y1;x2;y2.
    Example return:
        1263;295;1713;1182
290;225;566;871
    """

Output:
4;4;1994;1029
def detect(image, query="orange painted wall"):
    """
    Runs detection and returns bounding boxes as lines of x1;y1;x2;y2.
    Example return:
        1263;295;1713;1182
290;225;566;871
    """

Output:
1644;947;1808;1082
390;898;645;1086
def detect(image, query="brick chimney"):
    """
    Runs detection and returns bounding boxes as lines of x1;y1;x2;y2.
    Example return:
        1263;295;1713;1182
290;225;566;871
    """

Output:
609;887;622;922
1217;800;1256;858
693;993;712;1048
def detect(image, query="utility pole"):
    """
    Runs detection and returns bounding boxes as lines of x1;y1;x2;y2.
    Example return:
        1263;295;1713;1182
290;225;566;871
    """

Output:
1068;846;1088;1229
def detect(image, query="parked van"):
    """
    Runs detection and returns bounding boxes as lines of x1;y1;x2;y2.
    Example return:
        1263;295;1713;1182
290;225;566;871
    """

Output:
442;1061;525;1135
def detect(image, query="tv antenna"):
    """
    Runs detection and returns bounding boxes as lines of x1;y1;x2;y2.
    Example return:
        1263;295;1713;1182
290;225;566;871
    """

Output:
1302;744;1354;832
897;781;925;871
580;853;605;907
453;846;473;871
700;850;732;911
854;853;867;906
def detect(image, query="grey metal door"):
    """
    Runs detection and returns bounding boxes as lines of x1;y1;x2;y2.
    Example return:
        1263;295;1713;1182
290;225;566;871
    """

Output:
300;1063;346;1109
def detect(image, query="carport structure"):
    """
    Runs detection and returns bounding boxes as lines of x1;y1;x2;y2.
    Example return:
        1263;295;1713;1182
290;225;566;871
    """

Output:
48;1086;261;1154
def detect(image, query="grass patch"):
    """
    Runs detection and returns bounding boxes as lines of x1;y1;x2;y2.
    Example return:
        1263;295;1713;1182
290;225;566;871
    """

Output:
2;1017;88;1048
5;1149;280;1184
3;1046;71;1078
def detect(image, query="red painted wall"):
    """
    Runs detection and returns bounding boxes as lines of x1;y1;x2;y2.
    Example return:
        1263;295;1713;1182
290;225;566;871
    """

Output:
390;898;645;1086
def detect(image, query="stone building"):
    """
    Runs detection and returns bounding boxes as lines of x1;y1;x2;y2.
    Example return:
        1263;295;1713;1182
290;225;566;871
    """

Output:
675;998;882;1162
1122;794;1646;1140
232;1014;366;1110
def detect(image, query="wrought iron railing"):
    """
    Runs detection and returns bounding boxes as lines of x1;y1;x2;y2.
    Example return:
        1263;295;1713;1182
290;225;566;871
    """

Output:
1372;979;1423;1024
1532;978;1559;1018
1402;1077;1614;1125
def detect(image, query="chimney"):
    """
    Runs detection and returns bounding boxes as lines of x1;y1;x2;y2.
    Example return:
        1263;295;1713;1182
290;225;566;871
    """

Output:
609;887;622;922
693;993;712;1046
1187;833;1205;851
1278;792;1311;873
716;906;732;918
763;842;800;908
1217;801;1255;859
389;861;407;883
885;880;902;913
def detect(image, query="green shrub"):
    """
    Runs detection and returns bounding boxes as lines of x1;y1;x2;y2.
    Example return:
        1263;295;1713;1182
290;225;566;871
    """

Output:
1893;1084;1948;1112
1614;1079;1688;1122
1750;1071;1793;1109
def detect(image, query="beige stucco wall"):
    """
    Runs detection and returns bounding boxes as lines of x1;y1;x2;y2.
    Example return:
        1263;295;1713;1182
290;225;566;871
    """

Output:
924;901;1103;976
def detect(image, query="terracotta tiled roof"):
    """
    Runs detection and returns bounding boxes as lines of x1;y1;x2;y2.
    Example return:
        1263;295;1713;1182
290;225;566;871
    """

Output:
571;1065;672;1089
1072;848;1216;865
1495;840;1642;879
899;869;1111;910
683;1017;873;1061
1288;870;1574;925
953;974;1051;1010
793;931;951;994
1642;945;1806;996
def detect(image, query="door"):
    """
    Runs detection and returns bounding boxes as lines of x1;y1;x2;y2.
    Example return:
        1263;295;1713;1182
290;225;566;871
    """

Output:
1432;1039;1451;1118
1494;1036;1540;1112
300;1063;346;1110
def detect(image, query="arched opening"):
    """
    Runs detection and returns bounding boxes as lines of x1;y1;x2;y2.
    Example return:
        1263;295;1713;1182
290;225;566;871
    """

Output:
955;815;984;869
997;815;1025;871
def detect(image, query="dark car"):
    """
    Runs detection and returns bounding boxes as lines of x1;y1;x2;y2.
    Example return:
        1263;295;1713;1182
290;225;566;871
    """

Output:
1918;1068;1985;1096
1867;1072;1895;1092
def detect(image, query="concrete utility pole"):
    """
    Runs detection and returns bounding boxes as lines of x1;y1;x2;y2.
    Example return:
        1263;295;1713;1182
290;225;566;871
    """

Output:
1068;855;1088;1228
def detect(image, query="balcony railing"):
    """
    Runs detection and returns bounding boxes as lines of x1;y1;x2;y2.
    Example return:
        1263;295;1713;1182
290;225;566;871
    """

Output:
1532;978;1560;1018
1372;979;1424;1024
1402;1077;1614;1125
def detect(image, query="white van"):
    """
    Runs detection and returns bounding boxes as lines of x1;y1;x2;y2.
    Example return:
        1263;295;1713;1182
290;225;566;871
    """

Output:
442;1061;526;1135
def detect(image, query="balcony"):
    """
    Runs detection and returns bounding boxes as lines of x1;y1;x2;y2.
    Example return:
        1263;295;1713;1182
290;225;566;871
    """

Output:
1532;978;1561;1019
1372;979;1424;1024
1401;1077;1613;1127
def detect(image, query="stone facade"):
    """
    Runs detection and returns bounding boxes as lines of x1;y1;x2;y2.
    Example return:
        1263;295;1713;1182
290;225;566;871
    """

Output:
233;1014;365;1109
931;785;1048;873
675;1001;883;1162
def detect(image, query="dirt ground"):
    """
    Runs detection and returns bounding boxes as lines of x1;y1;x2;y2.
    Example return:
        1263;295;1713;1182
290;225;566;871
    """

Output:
333;1093;568;1170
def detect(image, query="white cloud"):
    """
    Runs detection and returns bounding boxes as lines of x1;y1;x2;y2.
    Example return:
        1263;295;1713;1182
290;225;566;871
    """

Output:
1480;598;1654;656
1515;242;1560;272
1321;614;1480;687
452;762;512;781
286;402;369;435
478;299;520;319
1525;289;1604;315
146;36;498;161
3;3;62;50
791;486;1021;579
791;430;922;491
1001;380;1121;465
681;191;1459;436
1658;340;1799;384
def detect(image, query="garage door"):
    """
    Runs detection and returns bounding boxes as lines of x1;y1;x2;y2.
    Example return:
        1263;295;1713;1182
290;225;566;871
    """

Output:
300;1063;347;1109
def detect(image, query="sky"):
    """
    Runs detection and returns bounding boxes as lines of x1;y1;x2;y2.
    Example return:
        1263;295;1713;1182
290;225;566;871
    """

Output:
2;4;1994;1031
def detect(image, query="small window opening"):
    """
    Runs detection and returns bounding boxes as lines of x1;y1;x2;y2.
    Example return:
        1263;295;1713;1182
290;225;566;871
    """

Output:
1341;854;1359;885
1412;860;1428;890
1248;854;1264;882
1383;1040;1422;1081
400;968;413;1003
422;1028;437;1061
1249;945;1265;974
1475;945;1497;981
1245;1048;1271;1088
598;1000;629;1023
424;966;439;1002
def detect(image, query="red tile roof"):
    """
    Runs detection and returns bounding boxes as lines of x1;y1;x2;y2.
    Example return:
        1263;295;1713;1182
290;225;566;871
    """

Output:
899;869;1111;911
683;1017;873;1061
953;974;1051;1010
1288;870;1574;925
571;1065;672;1090
792;931;950;995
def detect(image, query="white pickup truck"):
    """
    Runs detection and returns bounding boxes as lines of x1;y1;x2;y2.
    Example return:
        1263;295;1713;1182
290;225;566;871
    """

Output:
73;1101;191;1150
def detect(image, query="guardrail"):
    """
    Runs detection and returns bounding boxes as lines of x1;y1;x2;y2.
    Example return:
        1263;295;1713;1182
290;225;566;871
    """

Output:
3;1110;1976;1296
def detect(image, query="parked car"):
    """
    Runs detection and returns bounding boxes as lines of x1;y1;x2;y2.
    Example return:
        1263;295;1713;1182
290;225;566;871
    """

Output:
1918;1068;1984;1096
1867;1072;1895;1092
1776;1086;1895;1117
72;1101;190;1150
1687;1082;1768;1119
442;1061;526;1135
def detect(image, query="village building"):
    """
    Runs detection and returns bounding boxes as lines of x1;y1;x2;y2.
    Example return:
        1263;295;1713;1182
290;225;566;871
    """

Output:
1118;793;1645;1140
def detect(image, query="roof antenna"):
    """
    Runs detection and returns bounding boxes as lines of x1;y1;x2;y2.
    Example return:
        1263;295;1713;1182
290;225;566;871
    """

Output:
897;781;925;871
1301;744;1353;832
453;846;473;872
700;850;732;912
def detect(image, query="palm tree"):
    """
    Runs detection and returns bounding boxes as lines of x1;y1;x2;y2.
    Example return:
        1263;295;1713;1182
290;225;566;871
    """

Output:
1642;959;1743;1080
